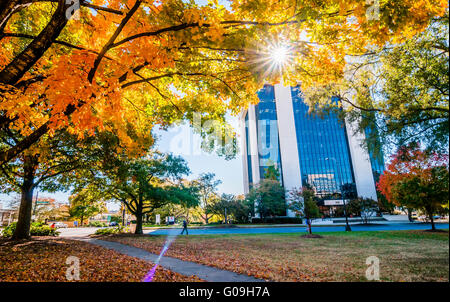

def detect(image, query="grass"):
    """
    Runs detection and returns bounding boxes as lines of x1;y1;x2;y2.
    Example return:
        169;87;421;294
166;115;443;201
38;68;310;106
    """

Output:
0;237;203;282
101;229;449;282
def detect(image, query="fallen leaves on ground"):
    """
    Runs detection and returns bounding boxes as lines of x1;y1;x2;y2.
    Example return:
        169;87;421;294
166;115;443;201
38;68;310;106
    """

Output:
0;237;203;282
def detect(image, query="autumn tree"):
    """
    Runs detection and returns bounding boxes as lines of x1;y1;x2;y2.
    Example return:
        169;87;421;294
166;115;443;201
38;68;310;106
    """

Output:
288;186;320;234
192;172;221;224
0;131;95;239
1;0;447;167
377;143;449;230
69;186;107;226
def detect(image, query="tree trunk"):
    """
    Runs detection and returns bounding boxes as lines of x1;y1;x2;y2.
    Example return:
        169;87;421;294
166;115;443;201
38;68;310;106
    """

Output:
135;211;143;234
80;213;84;227
134;199;143;234
428;212;436;231
0;0;70;85
308;219;312;234
11;155;37;240
407;208;413;222
0;0;22;31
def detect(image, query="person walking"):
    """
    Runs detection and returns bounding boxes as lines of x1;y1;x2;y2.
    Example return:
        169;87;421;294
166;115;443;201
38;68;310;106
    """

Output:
180;220;188;235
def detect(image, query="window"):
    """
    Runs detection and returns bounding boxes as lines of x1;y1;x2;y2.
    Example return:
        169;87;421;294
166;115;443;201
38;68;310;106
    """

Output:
291;86;356;198
244;112;253;186
255;85;283;183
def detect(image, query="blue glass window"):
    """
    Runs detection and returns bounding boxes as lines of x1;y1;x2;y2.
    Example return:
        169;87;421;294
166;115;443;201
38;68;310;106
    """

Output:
255;85;283;183
244;112;253;186
365;127;385;183
291;86;356;198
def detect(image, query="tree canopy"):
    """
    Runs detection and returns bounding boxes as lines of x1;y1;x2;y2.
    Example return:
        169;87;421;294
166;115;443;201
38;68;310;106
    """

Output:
1;0;447;165
69;185;108;226
247;178;286;220
77;151;199;234
304;12;449;154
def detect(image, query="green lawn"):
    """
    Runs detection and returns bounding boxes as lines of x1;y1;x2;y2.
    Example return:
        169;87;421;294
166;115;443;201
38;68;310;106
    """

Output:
101;229;449;282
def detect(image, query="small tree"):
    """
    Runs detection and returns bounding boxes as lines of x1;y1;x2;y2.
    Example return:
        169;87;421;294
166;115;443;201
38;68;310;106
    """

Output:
69;187;107;226
347;197;378;224
79;152;199;234
192;173;222;224
210;193;235;224
377;143;449;230
263;164;281;181
288;187;320;234
247;179;286;221
209;193;253;224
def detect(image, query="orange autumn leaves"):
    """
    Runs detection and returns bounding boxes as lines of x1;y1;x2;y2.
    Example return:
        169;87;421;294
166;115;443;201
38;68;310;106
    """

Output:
0;0;448;159
377;144;449;206
0;237;203;282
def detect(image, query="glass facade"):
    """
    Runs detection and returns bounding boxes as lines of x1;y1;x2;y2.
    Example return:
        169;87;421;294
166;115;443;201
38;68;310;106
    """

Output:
243;85;383;202
365;127;385;183
291;86;356;198
255;85;283;183
244;112;253;187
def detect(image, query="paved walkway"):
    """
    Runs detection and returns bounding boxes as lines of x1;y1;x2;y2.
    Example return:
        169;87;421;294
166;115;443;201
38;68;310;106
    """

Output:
73;237;263;282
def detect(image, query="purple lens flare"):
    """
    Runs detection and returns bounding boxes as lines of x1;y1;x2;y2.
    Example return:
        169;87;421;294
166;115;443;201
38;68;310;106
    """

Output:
142;233;178;282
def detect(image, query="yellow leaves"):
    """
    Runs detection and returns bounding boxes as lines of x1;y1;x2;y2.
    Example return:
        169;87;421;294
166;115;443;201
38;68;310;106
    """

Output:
0;0;446;162
184;8;203;25
206;26;225;42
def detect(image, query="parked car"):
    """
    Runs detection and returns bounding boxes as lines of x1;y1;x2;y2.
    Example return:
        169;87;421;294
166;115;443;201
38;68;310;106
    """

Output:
109;221;118;227
54;222;68;228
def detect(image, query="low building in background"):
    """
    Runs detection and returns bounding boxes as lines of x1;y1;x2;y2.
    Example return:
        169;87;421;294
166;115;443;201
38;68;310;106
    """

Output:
0;203;16;226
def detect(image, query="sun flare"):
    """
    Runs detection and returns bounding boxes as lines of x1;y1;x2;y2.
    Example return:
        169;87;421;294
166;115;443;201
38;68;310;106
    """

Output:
247;40;295;79
270;45;289;65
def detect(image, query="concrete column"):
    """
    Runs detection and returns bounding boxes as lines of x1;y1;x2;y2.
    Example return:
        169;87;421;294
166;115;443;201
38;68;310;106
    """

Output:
248;105;261;185
239;111;250;194
345;119;378;200
274;84;302;217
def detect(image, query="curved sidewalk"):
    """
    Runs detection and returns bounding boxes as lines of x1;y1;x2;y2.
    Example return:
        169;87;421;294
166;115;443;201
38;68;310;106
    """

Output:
73;237;264;282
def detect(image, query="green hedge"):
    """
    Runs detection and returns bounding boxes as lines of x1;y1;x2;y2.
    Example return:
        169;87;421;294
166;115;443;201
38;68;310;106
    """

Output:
88;221;108;227
250;217;303;224
94;227;122;235
2;222;60;238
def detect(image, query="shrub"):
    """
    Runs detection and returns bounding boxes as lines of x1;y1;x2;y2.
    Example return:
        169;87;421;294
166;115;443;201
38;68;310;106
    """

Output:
88;221;107;227
109;216;122;223
31;225;60;236
94;226;123;235
1;223;15;237
1;222;60;238
250;217;303;224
